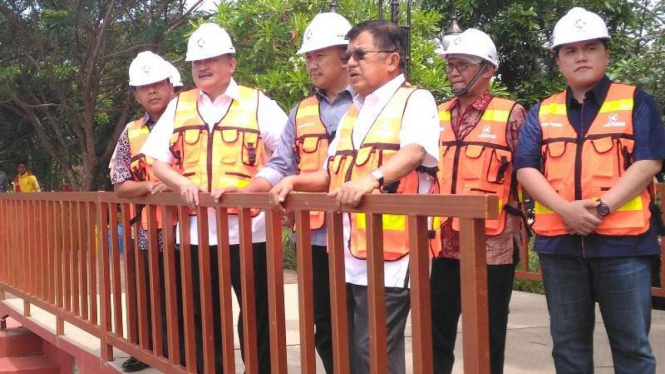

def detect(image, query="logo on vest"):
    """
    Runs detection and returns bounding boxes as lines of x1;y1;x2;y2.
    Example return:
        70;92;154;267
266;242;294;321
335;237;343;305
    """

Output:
297;122;318;130
233;113;252;125
541;122;563;128
478;125;497;139
376;120;394;138
602;113;626;128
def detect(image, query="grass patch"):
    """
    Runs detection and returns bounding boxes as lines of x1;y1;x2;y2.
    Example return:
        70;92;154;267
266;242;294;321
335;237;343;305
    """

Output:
513;236;545;294
282;228;297;271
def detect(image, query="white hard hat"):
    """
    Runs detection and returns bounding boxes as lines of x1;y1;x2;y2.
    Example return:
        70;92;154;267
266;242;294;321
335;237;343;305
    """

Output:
186;23;235;62
297;13;352;54
128;51;171;87
551;7;610;50
440;28;499;68
168;63;183;87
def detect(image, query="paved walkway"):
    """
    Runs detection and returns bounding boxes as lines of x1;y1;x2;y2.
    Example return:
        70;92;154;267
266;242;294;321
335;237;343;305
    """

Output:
1;272;664;373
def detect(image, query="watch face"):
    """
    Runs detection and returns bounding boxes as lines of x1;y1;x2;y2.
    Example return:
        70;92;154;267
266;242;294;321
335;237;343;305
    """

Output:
598;203;610;217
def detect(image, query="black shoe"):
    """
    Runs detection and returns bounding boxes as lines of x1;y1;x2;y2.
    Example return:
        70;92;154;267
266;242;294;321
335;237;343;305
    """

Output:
122;357;150;372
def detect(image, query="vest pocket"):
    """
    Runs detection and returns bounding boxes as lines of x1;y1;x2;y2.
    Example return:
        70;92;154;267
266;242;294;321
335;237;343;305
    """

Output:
589;137;616;178
543;142;567;182
218;129;238;164
486;149;512;184
299;136;324;172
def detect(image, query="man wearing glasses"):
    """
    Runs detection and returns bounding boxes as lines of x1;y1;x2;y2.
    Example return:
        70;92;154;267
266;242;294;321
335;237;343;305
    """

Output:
270;20;439;374
431;29;526;374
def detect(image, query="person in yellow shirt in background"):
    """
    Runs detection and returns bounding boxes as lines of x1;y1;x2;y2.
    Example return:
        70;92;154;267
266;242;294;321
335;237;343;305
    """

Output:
13;161;41;192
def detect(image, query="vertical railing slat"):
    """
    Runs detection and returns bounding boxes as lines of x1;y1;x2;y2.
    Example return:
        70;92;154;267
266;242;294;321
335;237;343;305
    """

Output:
178;206;197;373
63;200;72;312
196;206;215;373
110;203;123;337
147;204;164;357
295;210;316;374
98;201;113;360
87;202;98;325
366;213;387;374
215;207;236;374
79;202;89;321
121;203;138;344
408;215;433;374
239;208;259;374
162;205;181;366
459;217;490;374
326;211;350;374
265;209;287;374
71;201;81;316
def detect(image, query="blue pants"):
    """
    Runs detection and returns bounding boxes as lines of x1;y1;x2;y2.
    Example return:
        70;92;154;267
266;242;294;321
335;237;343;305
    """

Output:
539;253;656;374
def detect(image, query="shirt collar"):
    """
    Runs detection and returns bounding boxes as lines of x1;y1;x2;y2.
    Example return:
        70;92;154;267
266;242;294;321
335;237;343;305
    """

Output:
566;75;611;107
448;89;494;112
353;74;405;110
198;78;241;103
315;85;355;104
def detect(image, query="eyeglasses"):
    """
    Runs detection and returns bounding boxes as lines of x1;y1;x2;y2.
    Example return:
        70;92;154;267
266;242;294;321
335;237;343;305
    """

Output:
447;62;482;73
341;49;397;62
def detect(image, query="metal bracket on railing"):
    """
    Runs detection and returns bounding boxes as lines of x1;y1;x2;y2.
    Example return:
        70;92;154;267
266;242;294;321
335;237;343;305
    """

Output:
0;314;9;331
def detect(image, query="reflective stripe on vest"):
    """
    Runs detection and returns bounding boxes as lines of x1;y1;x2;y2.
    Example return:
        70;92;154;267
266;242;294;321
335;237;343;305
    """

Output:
169;87;264;216
434;97;517;240
327;85;419;261
294;95;329;230
126;118;169;230
533;83;651;236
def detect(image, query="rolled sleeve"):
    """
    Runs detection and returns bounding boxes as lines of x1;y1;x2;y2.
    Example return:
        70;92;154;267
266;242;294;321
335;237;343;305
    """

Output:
631;89;665;168
256;105;299;186
400;89;440;167
141;99;177;164
514;103;544;171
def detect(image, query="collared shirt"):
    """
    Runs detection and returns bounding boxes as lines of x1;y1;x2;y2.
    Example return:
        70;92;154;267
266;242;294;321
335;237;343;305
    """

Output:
438;90;526;265
515;75;665;257
14;173;40;193
256;88;354;247
141;78;288;246
326;74;440;288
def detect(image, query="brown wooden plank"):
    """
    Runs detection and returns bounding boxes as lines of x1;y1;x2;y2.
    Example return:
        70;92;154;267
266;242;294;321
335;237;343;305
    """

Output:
121;203;138;344
78;202;88;320
47;201;55;305
62;200;72;312
295;210;316;374
147;204;164;357
87;202;98;325
178;206;197;373
459;218;490;374
215;207;236;374
162;205;181;366
20;200;26;292
55;202;63;310
196;206;215;373
135;213;150;350
0;201;5;286
39;200;47;301
366;213;387;374
97;201;113;360
71;201;81;316
239;208;259;374
110;203;123;337
326;211;350;374
265;209;287;374
408;215;433;374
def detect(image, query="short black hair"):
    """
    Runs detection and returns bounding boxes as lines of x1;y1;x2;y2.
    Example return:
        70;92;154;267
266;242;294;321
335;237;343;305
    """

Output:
346;20;406;70
18;161;27;166
553;39;609;58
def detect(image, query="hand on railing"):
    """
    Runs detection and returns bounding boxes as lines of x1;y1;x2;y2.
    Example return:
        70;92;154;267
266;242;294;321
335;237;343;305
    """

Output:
178;180;207;209
148;181;170;195
211;186;239;203
328;175;379;208
268;176;296;214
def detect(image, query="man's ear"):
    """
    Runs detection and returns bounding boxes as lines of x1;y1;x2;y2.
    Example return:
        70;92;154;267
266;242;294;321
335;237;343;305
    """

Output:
386;52;401;73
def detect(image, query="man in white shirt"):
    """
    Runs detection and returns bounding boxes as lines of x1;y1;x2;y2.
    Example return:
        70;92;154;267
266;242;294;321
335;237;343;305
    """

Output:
270;20;439;374
141;23;287;374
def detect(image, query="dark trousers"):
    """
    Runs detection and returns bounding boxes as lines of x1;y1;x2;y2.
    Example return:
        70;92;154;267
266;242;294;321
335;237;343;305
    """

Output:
347;283;411;374
430;257;516;374
539;254;655;374
652;256;665;310
140;250;185;364
190;243;271;374
311;246;334;374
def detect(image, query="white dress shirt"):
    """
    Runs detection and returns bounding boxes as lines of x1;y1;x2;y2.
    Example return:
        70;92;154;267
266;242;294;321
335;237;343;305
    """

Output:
142;78;287;246
326;74;440;288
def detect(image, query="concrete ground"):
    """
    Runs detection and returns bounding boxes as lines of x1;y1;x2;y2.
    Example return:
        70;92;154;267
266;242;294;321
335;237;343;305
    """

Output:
1;270;664;373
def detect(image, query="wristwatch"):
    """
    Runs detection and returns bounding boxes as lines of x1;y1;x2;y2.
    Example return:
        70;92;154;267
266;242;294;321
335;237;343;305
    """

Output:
596;199;611;217
370;169;384;187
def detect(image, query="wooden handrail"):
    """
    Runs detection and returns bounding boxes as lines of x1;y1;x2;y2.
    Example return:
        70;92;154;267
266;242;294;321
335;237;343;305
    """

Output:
0;192;498;374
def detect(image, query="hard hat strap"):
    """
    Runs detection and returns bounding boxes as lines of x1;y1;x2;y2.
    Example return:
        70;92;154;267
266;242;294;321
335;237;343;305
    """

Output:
452;62;489;96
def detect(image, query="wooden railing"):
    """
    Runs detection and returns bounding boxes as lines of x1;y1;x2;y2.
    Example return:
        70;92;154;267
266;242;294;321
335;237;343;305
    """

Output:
515;183;665;298
0;192;499;374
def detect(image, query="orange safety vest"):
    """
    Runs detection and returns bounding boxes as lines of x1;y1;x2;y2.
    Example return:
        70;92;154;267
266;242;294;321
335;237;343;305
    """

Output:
533;83;652;236
434;97;518;238
126;118;171;230
328;85;420;261
169;86;265;216
293;95;330;230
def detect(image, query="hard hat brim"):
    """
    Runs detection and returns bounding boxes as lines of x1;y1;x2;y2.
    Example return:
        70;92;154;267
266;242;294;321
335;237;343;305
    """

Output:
297;41;349;55
550;36;610;51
